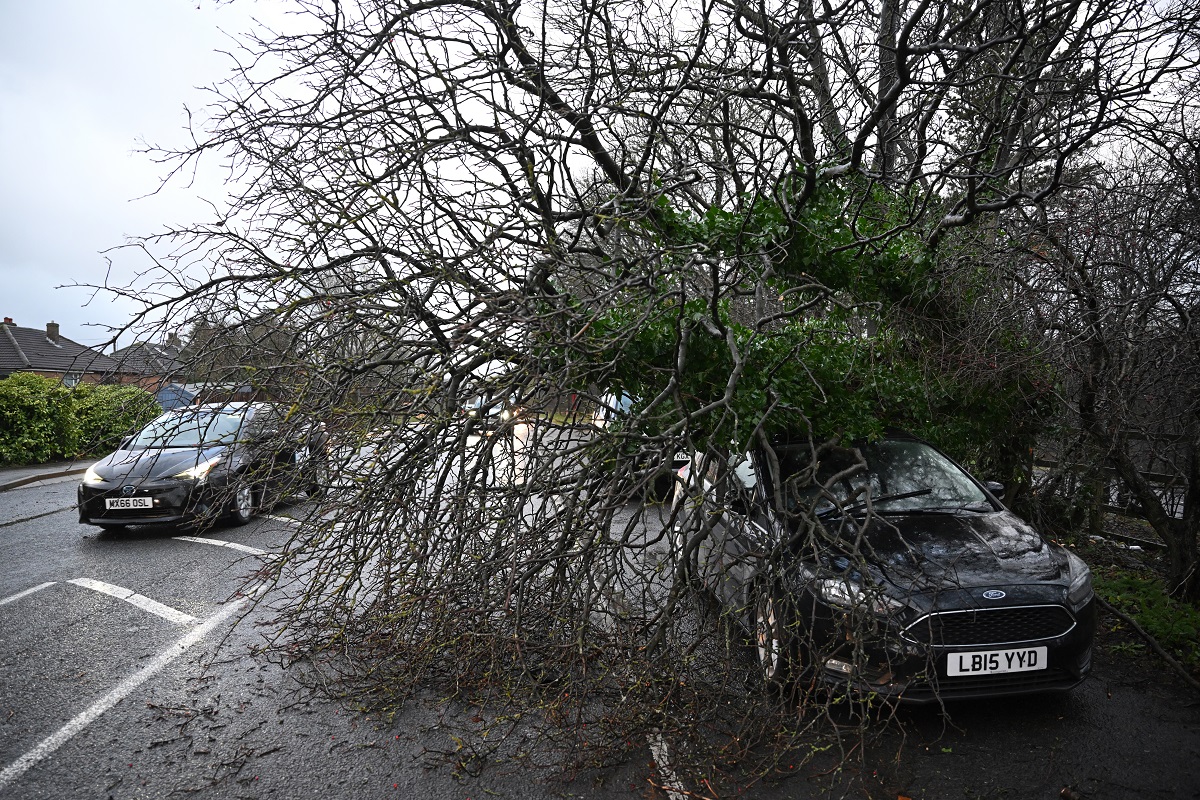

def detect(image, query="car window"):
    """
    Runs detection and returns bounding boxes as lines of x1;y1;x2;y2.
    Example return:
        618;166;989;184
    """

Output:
593;393;635;426
861;440;987;509
774;439;987;513
246;406;282;437
127;411;245;449
731;455;757;489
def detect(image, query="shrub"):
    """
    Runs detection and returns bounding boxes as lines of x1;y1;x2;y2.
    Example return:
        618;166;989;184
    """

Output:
1096;571;1200;668
0;373;77;464
0;374;162;464
71;383;161;455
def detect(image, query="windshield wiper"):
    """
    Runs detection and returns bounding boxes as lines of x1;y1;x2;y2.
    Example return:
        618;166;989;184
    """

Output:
817;487;933;518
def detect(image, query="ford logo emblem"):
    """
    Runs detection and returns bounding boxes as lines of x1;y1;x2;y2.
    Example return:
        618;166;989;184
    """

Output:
982;589;1006;600
121;485;136;497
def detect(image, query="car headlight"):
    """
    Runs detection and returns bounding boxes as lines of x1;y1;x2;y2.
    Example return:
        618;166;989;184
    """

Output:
173;456;223;483
813;576;903;616
1066;550;1093;611
83;465;105;484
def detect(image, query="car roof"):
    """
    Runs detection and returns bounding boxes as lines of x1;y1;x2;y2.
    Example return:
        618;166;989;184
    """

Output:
162;401;275;419
766;429;921;449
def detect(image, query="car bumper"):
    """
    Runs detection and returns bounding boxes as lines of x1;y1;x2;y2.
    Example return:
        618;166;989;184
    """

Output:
77;477;232;526
803;598;1097;704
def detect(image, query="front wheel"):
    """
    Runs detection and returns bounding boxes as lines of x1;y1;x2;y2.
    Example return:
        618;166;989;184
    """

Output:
307;457;329;499
753;581;796;690
226;482;256;526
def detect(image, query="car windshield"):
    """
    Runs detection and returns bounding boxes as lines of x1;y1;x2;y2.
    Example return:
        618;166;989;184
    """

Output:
777;439;989;514
464;394;510;414
125;410;245;449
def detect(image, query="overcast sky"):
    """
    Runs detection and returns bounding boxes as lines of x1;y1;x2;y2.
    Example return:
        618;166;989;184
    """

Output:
0;0;275;348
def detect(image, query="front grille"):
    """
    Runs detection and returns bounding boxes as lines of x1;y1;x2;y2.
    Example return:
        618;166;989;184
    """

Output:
903;605;1075;647
94;504;175;520
85;483;194;521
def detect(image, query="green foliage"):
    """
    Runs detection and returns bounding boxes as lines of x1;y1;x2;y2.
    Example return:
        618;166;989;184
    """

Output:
71;383;161;455
591;296;1039;462
0;373;161;464
0;373;77;464
596;307;909;450
1096;572;1200;668
659;182;935;304
577;183;1047;466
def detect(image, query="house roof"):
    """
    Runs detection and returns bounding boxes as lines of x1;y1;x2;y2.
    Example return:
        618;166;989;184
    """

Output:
0;319;125;378
110;340;185;378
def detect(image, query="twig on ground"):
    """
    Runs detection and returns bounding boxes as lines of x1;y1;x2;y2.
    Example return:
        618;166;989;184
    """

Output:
1096;596;1200;694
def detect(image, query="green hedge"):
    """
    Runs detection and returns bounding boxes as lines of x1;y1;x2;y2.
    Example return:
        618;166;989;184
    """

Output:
72;382;163;456
0;374;161;465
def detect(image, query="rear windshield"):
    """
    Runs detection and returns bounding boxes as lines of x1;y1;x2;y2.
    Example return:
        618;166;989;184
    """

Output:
126;411;245;449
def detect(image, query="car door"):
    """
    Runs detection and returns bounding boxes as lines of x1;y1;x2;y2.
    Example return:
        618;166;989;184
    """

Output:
246;406;297;503
691;453;764;610
725;455;778;614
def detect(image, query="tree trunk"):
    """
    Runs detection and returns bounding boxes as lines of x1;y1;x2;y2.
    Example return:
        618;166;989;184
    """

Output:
1111;438;1199;603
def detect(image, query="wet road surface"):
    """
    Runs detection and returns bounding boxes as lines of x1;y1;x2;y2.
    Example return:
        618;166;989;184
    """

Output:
1;473;1197;799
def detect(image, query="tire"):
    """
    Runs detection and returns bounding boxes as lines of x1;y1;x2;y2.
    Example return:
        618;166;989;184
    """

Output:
307;458;329;499
753;580;795;689
226;482;256;526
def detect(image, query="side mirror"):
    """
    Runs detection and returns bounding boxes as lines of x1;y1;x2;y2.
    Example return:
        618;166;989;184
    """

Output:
984;480;1006;501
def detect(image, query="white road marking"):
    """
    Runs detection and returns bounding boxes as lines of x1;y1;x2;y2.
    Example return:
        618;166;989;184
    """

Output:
65;578;197;625
172;535;270;557
0;582;57;607
263;514;300;526
649;732;689;800
0;597;248;791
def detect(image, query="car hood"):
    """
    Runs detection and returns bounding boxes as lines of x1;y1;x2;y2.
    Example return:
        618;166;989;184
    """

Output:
847;510;1067;592
89;445;230;483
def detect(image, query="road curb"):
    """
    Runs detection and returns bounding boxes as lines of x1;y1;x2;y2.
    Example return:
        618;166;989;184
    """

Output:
0;468;87;493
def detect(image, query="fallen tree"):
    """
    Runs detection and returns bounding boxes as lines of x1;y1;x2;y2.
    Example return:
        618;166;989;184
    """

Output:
93;0;1198;786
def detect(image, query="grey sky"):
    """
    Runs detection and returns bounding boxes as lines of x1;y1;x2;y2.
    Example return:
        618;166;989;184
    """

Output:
0;0;267;348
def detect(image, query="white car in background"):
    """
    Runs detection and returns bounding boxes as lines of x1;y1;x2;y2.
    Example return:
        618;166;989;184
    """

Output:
591;392;688;498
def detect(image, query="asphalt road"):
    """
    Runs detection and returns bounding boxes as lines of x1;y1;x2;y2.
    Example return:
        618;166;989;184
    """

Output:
0;475;646;799
1;472;1198;799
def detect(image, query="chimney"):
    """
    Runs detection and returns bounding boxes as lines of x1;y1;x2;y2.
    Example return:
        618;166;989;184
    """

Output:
2;317;12;325
46;321;60;342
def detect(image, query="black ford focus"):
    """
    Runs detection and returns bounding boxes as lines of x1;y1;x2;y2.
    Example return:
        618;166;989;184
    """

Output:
676;433;1095;703
78;402;327;531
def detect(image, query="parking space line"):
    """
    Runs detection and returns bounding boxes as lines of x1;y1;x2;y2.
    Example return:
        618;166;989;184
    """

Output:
649;732;688;800
0;597;248;791
263;514;300;526
172;535;270;557
0;582;57;607
65;578;197;625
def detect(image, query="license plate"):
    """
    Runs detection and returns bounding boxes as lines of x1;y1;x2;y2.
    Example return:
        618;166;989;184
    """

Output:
105;497;153;510
947;646;1047;675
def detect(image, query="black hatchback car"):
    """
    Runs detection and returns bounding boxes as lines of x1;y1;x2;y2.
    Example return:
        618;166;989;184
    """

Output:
675;433;1095;703
78;402;327;530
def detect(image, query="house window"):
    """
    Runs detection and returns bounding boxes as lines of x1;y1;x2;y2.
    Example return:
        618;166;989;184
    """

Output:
63;373;81;387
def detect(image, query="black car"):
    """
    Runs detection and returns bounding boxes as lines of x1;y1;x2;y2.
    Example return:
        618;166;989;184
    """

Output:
78;402;327;530
675;433;1095;703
